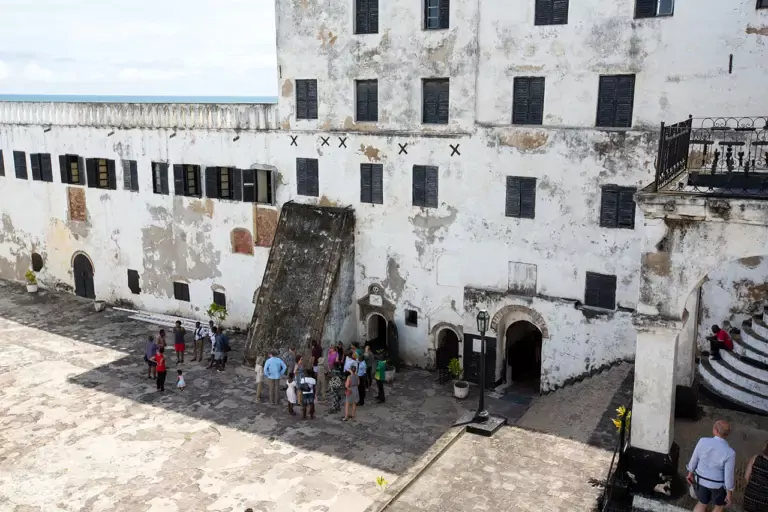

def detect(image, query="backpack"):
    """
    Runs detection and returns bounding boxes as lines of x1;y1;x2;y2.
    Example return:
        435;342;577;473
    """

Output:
299;378;311;393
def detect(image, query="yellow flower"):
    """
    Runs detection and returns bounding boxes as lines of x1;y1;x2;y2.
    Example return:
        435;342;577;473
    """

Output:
376;476;389;490
612;418;622;429
616;406;627;417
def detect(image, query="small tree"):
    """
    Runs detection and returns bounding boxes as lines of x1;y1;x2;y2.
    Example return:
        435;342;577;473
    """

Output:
448;358;463;381
25;270;37;285
206;302;228;328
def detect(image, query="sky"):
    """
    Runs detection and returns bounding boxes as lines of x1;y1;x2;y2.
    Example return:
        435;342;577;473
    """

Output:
0;0;278;97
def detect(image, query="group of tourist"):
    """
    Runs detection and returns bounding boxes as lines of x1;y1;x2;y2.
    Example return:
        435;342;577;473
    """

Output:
253;341;388;421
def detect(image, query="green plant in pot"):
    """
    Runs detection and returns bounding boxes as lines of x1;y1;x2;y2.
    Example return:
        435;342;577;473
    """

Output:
206;302;228;329
25;270;38;293
449;357;469;399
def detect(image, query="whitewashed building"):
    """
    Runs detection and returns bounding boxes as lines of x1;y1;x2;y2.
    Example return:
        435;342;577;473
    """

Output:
1;0;768;467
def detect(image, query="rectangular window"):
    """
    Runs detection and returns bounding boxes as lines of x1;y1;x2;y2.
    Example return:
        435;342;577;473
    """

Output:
355;0;379;34
205;166;241;200
173;164;202;197
412;165;438;208
635;0;674;17
127;269;141;295
360;164;384;204
0;150;4;177
13;151;28;179
505;177;537;219
296;158;319;197
585;272;617;310
173;282;190;302
122;160;139;192
422;78;449;124
59;154;85;185
356;80;378;122
512;77;545;125
405;310;418;327
596;74;636;128
296;79;318;120
599;185;637;229
152;162;170;194
85;158;116;189
29;153;53;182
534;0;569;25
425;0;449;29
243;168;276;204
760;0;768;8
213;291;226;308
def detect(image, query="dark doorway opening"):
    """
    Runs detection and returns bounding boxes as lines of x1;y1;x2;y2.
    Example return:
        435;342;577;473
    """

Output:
436;329;460;370
73;254;95;299
367;314;388;353
505;321;542;391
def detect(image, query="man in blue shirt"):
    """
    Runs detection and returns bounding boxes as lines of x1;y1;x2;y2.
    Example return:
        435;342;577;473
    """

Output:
264;351;287;405
687;420;735;511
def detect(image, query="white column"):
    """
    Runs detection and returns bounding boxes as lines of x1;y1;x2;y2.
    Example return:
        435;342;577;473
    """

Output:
675;287;700;387
631;319;682;454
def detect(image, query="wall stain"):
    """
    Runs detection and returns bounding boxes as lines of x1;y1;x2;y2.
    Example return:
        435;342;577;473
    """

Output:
642;252;671;277
281;79;294;98
410;206;459;260
746;25;768;36
359;144;382;162
498;130;549;151
740;256;764;269
381;255;406;301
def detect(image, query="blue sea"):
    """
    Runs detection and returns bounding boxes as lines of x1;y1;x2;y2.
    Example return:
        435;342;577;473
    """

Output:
0;94;278;104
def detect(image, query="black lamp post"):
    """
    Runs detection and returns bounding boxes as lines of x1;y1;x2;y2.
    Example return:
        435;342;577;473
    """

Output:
474;309;490;423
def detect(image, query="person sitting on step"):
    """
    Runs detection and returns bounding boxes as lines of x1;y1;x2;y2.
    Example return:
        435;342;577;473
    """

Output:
708;325;733;361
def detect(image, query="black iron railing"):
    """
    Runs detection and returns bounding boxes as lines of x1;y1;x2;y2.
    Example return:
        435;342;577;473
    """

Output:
655;116;768;197
598;413;632;511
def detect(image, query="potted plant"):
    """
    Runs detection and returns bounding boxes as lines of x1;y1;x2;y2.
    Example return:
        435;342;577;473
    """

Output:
206;302;228;329
25;270;38;293
449;358;469;399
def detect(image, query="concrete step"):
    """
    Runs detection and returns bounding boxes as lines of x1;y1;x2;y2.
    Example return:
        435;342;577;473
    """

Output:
699;358;768;414
754;316;768;340
734;324;768;364
709;357;768;395
721;349;768;382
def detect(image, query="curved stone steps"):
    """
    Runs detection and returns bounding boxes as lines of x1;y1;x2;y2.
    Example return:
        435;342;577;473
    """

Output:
721;349;768;384
709;357;768;395
699;358;768;414
754;316;768;340
734;322;768;364
732;335;768;366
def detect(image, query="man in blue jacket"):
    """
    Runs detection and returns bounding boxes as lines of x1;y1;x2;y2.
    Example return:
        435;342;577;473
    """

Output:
264;351;287;405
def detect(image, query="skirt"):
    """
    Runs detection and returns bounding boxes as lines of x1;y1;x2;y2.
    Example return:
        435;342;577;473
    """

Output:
345;387;359;404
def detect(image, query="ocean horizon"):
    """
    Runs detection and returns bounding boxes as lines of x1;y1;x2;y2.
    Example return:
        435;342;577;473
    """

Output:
0;94;278;104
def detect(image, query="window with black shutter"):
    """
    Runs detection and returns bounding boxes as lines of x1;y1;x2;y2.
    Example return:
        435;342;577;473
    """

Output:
534;0;569;25
360;164;384;204
173;164;201;197
505;177;537;219
59;154;85;184
760;0;768;8
296;79;318;120
151;162;170;194
296;158;319;197
596;74;636;128
86;158;116;190
355;0;379;34
412;165;438;208
243;168;276;204
127;269;141;295
422;78;449;124
13;151;28;179
213;291;226;307
29;153;53;182
512;77;545;125
635;0;674;18
204;167;240;200
425;0;449;29
599;185;636;229
122;160;139;192
356;80;378;122
0;150;5;177
584;272;617;310
173;282;190;302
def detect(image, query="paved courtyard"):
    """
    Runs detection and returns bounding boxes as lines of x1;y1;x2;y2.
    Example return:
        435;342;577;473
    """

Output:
0;280;533;512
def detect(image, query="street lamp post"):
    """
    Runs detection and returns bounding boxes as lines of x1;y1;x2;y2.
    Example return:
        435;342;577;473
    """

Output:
474;309;490;423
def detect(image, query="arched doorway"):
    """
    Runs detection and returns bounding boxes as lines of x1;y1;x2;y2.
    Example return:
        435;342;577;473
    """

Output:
367;313;388;353
436;328;460;371
73;254;94;299
505;321;542;390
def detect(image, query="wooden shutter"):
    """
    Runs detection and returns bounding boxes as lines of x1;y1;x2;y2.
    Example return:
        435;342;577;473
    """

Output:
174;282;190;301
0;150;4;176
438;0;449;29
635;0;657;18
529;78;545;125
437;81;449;123
585;272;617;309
127;269;141;294
173;164;184;195
371;164;383;204
297;158;308;195
232;167;243;201
599;186;619;228
423;81;439;123
129;161;138;191
506;177;522;217
368;0;379;33
356;81;369;121
425;166;439;208
159;163;169;194
242;168;255;202
360;164;372;203
534;0;552;25
552;0;569;24
268;171;276;204
30;154;42;181
307;80;318;119
617;187;636;229
520;178;536;218
296;80;308;119
78;157;86;185
40;154;53;182
86;158;97;188
13;151;27;179
107;159;117;189
356;0;369;33
205;167;219;198
308;159;319;196
413;165;426;206
614;75;635;128
122;161;133;190
367;81;378;122
596;76;618;127
213;291;227;307
512;78;531;125
59;155;67;183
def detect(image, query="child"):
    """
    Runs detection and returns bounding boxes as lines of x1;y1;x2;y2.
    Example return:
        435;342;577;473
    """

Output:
177;369;186;391
153;347;167;392
300;374;317;420
286;372;297;416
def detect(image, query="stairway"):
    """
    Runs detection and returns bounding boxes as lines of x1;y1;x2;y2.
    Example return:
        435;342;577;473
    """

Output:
697;310;768;415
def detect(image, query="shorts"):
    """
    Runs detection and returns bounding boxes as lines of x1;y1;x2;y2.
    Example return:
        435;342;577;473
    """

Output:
174;343;185;353
147;359;157;367
695;484;726;506
303;394;315;405
214;351;224;361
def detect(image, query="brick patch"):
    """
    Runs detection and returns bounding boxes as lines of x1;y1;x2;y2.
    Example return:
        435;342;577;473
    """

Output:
254;206;279;247
230;228;254;255
67;187;86;222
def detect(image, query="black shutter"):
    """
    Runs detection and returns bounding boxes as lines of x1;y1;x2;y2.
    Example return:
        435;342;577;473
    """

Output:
13;151;27;179
86;159;97;188
437;81;449;124
174;282;190;302
59;155;67;183
232;167;243;201
617;187;636;229
213;291;227;307
438;0;449;29
242;168;255;202
107;159;117;189
159;163;170;194
368;80;378;122
512;78;531;125
127;269;141;294
371;164;383;204
368;0;379;33
585;272;601;308
130;161;138;191
635;0;657;18
356;0;369;33
205;167;219;198
585;272;617;310
356;81;369;121
413;165;426;206
78;157;86;185
596;76;618;127
360;164;372;203
425;166;439;208
614;75;635;128
534;0;552;25
520;178;536;218
173;164;184;195
423;82;438;124
0;150;4;176
122;161;132;190
30;154;42;181
599;186;619;228
308;80;318;119
40;154;52;182
529;77;545;125
505;177;521;217
296;80;308;119
552;0;569;24
308;159;319;196
297;158;308;195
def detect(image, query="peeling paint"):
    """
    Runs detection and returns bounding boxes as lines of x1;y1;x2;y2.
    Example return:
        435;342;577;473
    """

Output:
746;25;768;36
498;131;549;151
281;79;294;98
358;144;382;162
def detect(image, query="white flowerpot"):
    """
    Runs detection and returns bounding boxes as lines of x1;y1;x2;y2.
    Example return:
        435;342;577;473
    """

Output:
454;380;469;399
26;284;38;293
94;300;106;312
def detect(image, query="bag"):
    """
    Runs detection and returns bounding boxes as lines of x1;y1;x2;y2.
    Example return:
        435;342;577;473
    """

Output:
345;389;352;397
688;481;697;500
299;378;311;392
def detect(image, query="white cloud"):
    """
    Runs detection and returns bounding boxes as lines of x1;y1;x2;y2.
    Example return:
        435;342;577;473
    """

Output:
0;61;9;81
22;62;55;81
118;68;190;82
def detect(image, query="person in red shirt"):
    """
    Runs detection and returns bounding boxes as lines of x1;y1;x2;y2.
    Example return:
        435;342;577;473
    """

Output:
154;347;167;392
709;325;733;360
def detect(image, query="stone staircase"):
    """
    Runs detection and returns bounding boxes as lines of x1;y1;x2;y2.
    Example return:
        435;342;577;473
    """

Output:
698;309;768;415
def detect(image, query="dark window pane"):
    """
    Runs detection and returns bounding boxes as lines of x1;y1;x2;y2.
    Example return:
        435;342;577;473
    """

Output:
585;272;617;310
423;79;449;124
